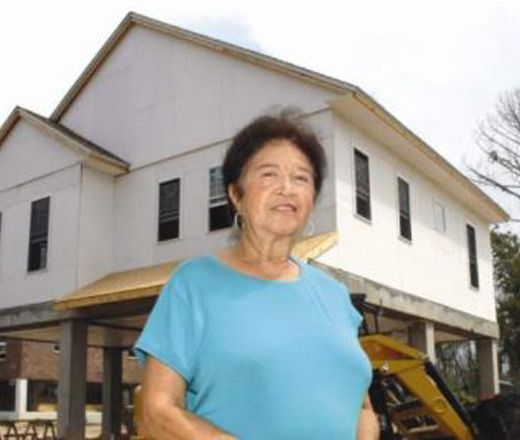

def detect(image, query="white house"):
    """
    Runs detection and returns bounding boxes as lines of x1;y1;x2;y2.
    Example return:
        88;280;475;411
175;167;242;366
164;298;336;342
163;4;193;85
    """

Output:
0;11;509;438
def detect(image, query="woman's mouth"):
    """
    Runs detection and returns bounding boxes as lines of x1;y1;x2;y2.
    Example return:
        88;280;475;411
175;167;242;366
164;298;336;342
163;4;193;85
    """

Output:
272;203;297;212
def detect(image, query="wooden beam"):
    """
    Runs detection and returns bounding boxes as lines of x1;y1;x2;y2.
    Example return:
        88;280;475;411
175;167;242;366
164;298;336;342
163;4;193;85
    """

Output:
0;298;155;333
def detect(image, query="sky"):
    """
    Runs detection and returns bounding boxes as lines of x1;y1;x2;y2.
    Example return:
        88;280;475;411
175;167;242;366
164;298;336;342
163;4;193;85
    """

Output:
1;0;519;232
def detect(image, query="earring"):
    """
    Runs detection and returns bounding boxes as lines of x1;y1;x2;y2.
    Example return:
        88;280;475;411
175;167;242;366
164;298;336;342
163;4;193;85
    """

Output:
233;212;244;231
303;219;316;237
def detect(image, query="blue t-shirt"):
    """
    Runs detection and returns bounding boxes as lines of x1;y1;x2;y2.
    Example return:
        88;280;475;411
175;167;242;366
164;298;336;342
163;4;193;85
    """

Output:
133;255;372;440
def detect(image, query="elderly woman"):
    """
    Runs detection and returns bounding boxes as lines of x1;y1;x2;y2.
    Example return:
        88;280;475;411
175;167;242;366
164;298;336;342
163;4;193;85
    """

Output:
133;112;379;439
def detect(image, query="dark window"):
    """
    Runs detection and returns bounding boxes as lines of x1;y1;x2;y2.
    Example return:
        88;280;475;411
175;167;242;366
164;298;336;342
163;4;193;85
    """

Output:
158;178;180;241
27;380;58;411
466;224;479;288
354;149;371;220
27;197;50;272
0;341;6;362
0;379;15;411
86;382;102;406
398;177;412;240
209;167;234;231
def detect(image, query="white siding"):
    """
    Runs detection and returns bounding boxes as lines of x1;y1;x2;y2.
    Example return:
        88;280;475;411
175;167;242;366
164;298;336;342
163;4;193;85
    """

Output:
76;165;115;287
60;26;340;168
111;109;336;272
318;115;496;322
0;164;81;308
0;120;80;190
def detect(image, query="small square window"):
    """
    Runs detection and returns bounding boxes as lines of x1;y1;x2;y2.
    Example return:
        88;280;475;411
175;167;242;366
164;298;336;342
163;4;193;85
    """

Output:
433;200;446;233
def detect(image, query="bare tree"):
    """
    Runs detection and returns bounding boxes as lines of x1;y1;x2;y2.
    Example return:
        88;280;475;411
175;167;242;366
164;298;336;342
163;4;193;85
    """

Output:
466;88;520;222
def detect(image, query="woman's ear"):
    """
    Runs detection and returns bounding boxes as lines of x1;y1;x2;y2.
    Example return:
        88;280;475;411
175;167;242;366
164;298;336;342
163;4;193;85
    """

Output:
227;183;242;213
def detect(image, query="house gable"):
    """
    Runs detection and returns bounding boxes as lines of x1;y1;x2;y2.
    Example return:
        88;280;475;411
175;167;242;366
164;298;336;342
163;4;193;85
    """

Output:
0;108;129;191
0;115;82;191
53;14;344;168
51;12;353;122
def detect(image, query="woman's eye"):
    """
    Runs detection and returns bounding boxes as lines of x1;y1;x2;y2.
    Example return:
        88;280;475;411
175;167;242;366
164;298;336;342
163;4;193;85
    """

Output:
295;175;311;183
262;171;276;177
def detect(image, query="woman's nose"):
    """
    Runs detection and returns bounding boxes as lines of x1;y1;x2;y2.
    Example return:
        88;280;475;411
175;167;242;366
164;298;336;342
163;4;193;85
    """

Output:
278;173;296;193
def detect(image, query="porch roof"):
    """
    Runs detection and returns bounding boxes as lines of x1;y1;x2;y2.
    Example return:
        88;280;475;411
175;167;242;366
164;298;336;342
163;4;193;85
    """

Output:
53;231;338;311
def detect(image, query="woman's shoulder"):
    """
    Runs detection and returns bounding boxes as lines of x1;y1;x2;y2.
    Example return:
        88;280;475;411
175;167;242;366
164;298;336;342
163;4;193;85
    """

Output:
160;255;218;302
169;255;215;280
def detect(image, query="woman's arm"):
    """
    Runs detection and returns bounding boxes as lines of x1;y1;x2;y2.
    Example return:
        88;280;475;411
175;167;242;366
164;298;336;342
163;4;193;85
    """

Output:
356;394;379;440
141;356;237;440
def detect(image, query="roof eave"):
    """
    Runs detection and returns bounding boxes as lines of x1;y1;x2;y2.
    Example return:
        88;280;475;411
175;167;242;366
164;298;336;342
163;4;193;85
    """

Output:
0;107;129;176
0;106;23;145
20;108;129;175
329;91;510;224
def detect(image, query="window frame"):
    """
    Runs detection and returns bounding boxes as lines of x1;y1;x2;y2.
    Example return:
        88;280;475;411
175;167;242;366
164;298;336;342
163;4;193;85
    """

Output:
27;196;51;273
466;222;480;290
207;165;234;232
0;341;6;362
352;147;372;223
157;177;182;242
396;175;412;242
432;198;447;233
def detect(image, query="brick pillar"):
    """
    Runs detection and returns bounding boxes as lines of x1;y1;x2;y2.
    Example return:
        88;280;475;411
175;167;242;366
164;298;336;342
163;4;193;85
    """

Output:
477;338;499;399
408;321;436;363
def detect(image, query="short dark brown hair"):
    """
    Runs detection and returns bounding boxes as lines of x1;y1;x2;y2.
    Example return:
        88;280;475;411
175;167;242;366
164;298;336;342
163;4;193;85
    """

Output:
222;109;327;207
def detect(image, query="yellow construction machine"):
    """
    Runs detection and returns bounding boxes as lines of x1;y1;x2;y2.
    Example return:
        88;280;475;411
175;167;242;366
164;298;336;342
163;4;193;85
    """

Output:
354;294;508;440
360;333;478;439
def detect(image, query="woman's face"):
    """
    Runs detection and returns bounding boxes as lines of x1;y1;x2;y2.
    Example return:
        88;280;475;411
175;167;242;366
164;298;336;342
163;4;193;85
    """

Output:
229;139;316;240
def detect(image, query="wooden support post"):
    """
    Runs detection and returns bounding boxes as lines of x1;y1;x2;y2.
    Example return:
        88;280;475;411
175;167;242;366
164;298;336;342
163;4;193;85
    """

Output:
57;319;87;439
102;347;123;440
